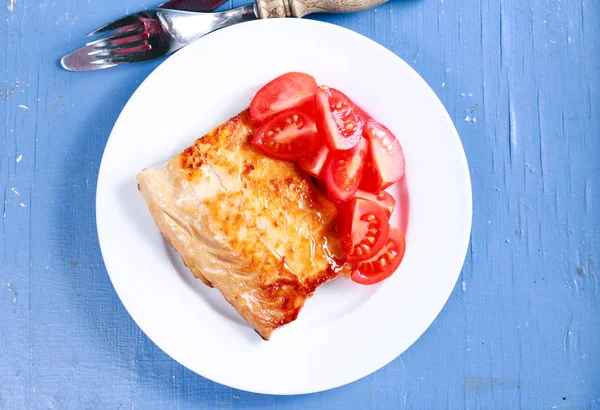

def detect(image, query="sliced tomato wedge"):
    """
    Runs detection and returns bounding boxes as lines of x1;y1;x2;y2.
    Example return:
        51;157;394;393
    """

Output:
298;145;329;177
342;198;390;262
250;72;318;124
315;86;364;151
323;137;368;201
251;109;319;160
361;119;405;192
353;189;396;217
351;227;406;285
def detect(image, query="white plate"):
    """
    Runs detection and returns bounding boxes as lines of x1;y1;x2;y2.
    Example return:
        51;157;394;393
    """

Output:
96;18;472;395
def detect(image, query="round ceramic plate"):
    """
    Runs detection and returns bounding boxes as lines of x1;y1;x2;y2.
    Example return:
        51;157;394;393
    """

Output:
97;18;472;395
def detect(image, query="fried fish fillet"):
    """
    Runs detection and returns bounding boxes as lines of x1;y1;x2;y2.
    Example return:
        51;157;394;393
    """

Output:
137;110;348;339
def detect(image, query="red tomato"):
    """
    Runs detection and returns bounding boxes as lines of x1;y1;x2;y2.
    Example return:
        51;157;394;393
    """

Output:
298;145;329;177
315;86;364;151
361;119;405;191
323;137;368;201
350;227;406;285
251;109;319;161
342;198;390;262
250;72;318;124
353;189;396;217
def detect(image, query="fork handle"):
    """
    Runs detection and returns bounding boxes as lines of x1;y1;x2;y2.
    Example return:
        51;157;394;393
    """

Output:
256;0;387;18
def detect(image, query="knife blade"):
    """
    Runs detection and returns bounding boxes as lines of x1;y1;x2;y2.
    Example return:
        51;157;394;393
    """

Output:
160;0;227;11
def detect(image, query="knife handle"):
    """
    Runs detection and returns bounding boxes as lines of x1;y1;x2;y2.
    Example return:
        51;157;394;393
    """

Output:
256;0;388;18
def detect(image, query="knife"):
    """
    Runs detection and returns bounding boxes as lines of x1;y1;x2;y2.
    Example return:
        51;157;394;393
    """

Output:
62;0;388;71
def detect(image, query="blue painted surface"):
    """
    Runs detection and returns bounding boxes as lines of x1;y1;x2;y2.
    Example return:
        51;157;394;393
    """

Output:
1;0;599;408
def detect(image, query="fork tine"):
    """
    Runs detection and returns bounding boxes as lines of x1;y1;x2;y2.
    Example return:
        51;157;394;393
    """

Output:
90;47;164;66
86;24;146;48
87;38;152;56
86;14;141;37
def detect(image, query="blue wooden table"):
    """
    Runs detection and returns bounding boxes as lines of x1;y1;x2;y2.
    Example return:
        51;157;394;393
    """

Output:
1;0;599;408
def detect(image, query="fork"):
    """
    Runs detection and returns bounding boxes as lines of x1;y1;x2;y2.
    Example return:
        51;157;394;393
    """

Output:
61;3;253;71
61;0;387;72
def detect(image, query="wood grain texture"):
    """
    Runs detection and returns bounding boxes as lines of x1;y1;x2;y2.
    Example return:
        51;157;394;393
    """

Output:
256;0;388;19
1;0;599;408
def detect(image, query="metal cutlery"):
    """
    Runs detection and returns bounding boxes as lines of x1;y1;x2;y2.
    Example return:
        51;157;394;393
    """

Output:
158;0;228;11
61;0;228;71
61;0;388;72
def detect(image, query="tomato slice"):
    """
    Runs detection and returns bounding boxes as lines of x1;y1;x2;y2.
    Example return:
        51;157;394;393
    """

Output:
250;72;318;124
315;86;364;151
351;227;406;285
323;137;368;201
298;145;329;177
361;119;405;192
342;198;390;262
251;109;319;160
353;189;396;217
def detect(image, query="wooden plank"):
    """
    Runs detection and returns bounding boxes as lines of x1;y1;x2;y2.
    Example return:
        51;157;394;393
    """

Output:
0;0;598;408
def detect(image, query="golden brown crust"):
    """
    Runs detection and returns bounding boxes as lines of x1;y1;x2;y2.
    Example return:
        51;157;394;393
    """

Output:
137;110;349;339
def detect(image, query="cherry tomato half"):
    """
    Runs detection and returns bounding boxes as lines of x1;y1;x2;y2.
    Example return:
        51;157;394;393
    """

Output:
353;189;396;217
361;119;405;192
250;72;318;124
350;227;406;285
342;198;390;262
298;145;329;178
315;86;364;151
323;137;368;201
251;109;319;161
